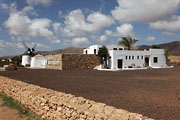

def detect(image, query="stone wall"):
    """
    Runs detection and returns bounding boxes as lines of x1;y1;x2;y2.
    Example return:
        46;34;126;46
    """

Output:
169;56;180;63
62;54;101;70
45;54;101;70
45;54;62;70
0;76;153;120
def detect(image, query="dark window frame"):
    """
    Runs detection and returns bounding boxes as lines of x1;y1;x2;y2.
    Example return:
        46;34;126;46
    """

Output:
113;48;117;50
154;57;158;63
137;56;139;59
132;56;134;59
126;56;128;60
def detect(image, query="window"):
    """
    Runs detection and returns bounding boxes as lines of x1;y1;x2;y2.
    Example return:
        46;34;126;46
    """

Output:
137;56;139;59
132;56;134;59
141;56;143;59
126;56;128;60
129;56;131;60
119;48;123;50
86;50;88;54
154;57;158;63
113;48;117;50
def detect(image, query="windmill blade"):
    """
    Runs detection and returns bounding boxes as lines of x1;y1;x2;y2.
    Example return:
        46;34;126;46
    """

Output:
32;43;37;49
22;41;29;49
31;43;36;52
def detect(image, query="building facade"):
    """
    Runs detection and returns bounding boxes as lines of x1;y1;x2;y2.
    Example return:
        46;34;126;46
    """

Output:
84;45;167;69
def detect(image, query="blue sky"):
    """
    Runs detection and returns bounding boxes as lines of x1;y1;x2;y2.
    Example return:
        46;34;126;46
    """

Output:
0;0;180;57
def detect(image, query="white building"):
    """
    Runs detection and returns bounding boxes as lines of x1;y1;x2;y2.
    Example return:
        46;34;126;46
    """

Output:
83;45;124;55
84;45;167;69
22;55;46;68
30;55;47;68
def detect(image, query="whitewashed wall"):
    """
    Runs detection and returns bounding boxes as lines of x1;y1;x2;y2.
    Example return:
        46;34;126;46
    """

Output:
109;49;167;69
22;55;31;66
83;45;124;55
149;49;166;68
30;56;46;68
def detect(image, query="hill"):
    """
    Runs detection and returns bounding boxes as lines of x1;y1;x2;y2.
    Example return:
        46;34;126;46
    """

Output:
137;41;180;56
1;41;180;59
36;47;84;55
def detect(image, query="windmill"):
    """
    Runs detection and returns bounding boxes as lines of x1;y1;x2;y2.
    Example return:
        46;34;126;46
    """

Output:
21;41;37;67
22;41;36;56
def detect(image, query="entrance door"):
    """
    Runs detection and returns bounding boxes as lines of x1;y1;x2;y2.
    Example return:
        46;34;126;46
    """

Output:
118;59;123;68
94;49;96;54
145;57;149;66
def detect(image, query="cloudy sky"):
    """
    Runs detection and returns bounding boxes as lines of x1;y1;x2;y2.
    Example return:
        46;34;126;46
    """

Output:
0;0;180;57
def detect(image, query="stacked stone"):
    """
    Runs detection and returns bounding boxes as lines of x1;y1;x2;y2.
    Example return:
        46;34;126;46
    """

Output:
62;54;101;70
0;76;153;120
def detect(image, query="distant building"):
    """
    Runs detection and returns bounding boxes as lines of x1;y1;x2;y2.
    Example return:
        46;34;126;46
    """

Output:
83;45;124;55
84;45;167;69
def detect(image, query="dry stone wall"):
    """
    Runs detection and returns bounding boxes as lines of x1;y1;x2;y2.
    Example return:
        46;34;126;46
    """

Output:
62;54;101;70
0;76;153;120
45;54;101;70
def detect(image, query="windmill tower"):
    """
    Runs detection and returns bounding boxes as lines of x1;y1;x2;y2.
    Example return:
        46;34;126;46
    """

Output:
21;41;36;67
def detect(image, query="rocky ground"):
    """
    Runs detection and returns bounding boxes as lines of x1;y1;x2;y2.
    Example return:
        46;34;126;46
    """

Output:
0;66;180;120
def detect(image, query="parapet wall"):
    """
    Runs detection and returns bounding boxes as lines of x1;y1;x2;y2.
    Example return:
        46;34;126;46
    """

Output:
0;76;153;120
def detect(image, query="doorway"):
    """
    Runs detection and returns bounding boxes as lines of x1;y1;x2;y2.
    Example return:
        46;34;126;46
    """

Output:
145;57;149;66
118;59;123;69
94;49;96;54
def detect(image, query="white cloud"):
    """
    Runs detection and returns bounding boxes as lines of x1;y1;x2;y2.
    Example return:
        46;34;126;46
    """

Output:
72;37;90;47
100;35;108;42
26;0;53;6
1;2;17;13
4;10;60;43
111;0;180;23
35;43;50;48
0;40;24;57
105;30;113;36
0;40;50;57
1;2;37;16
99;0;105;12
52;22;63;35
58;10;65;18
146;36;155;42
113;24;134;37
163;31;180;39
150;16;180;31
58;9;114;37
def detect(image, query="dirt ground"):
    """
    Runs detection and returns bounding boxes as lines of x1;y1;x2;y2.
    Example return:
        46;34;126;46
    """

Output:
0;98;27;120
0;66;180;120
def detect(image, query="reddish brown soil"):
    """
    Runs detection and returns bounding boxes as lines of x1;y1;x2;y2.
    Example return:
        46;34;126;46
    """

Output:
0;98;27;120
0;66;180;120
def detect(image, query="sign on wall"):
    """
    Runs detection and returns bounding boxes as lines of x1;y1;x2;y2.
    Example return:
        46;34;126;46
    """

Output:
47;61;60;66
